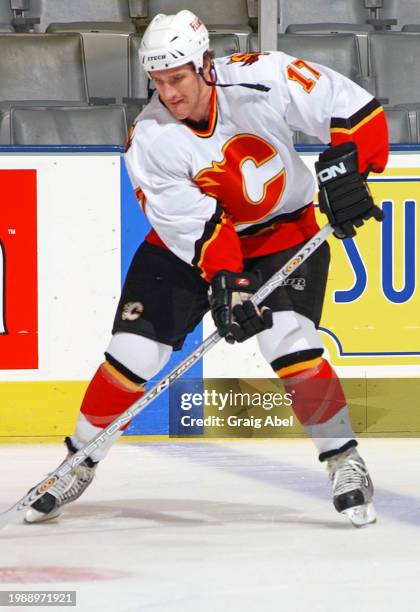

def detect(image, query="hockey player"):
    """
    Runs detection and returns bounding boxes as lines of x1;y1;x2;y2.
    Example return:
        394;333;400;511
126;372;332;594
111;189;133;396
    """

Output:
25;10;388;527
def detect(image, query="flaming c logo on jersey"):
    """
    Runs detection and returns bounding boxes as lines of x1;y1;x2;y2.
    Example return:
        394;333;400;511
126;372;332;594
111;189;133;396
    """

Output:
227;52;269;67
194;134;286;226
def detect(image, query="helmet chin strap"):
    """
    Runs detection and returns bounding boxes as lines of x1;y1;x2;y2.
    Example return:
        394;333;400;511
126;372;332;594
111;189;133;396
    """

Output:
199;65;271;93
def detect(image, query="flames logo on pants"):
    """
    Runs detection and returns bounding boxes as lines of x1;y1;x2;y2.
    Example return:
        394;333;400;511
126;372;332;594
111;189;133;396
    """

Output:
227;52;269;66
194;134;286;226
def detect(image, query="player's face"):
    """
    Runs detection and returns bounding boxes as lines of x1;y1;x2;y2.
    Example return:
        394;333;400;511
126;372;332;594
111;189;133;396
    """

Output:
150;63;211;122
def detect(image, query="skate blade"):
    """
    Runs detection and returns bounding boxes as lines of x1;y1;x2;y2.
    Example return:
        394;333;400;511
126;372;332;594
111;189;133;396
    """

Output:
24;507;62;525
342;502;376;527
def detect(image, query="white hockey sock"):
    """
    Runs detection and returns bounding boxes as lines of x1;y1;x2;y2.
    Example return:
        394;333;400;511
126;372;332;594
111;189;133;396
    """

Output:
70;412;123;462
303;405;356;456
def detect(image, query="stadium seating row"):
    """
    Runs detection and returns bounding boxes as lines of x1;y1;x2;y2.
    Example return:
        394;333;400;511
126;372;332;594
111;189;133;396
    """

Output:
0;0;254;34
2;0;420;34
2;30;420;104
0;0;419;145
0;31;244;144
7;105;419;147
9;105;128;146
2;29;420;106
1;30;420;141
278;0;420;33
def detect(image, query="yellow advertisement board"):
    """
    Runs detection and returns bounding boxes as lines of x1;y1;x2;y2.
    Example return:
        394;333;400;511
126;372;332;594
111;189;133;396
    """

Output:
318;164;420;367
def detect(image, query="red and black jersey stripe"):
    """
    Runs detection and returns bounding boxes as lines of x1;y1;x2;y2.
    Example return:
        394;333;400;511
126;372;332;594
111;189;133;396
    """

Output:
183;87;218;139
330;97;388;174
192;204;243;281
330;98;382;132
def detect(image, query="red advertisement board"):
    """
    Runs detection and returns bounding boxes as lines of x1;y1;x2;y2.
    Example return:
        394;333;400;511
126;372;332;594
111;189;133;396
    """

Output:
0;169;38;369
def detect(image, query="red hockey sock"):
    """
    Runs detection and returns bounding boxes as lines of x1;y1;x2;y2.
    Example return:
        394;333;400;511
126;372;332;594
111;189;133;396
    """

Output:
80;361;144;430
277;357;346;425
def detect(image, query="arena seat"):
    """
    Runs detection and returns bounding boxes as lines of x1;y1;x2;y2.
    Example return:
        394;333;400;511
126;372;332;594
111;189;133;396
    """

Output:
415;108;420;144
278;0;371;32
250;33;365;87
46;21;135;32
10;105;128;145
147;0;250;26
46;23;135;103
384;107;413;144
284;23;374;83
0;3;14;30
0;100;89;145
28;1;136;103
401;24;420;32
209;33;241;57
0;33;90;144
368;32;420;105
379;0;420;30
0;33;89;102
26;0;132;32
285;23;373;34
207;24;251;53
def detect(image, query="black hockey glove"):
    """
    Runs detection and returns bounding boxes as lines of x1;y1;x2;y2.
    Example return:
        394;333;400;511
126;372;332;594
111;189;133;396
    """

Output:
209;270;273;344
315;141;384;239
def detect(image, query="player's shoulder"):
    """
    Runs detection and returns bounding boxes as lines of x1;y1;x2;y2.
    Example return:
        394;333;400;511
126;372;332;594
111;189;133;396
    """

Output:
214;50;294;82
128;95;183;154
134;95;177;137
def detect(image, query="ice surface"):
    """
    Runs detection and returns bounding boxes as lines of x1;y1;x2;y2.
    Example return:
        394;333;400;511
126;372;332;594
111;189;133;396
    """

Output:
1;439;420;612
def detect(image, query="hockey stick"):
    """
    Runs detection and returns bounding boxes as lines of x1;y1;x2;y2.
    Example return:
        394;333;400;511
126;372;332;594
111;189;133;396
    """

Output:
0;223;333;529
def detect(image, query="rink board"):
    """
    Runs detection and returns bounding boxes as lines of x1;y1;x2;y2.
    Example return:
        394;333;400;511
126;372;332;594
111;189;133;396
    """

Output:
0;145;419;438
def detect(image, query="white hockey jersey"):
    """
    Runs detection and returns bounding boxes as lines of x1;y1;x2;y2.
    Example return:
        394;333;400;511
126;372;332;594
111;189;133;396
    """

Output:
125;51;388;281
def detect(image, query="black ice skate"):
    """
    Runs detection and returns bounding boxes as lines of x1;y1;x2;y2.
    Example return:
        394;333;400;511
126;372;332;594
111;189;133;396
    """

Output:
327;446;376;527
24;437;98;524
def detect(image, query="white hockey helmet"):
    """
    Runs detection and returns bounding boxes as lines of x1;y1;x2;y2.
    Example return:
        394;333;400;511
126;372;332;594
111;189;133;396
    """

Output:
139;10;210;73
